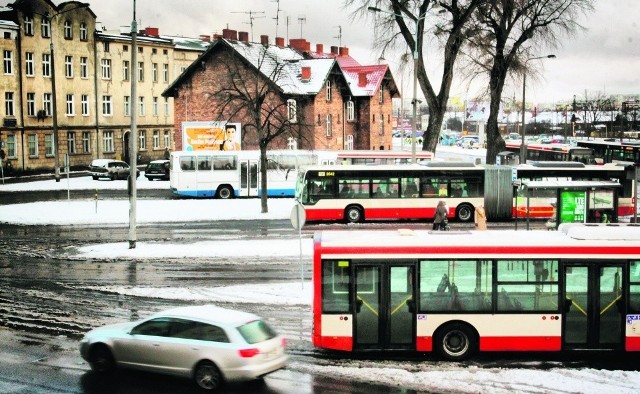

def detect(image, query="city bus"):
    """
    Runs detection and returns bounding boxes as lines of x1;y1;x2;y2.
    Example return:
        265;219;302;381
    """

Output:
170;150;318;198
504;141;597;163
334;150;433;165
576;139;640;165
295;162;634;223
312;224;640;359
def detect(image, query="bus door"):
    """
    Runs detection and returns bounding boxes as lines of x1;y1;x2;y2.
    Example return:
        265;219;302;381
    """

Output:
239;159;258;197
562;262;625;350
354;263;415;350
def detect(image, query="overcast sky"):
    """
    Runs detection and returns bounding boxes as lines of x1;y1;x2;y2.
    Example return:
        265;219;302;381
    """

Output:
7;0;639;104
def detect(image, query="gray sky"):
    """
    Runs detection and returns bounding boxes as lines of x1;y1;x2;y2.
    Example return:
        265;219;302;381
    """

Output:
11;0;640;105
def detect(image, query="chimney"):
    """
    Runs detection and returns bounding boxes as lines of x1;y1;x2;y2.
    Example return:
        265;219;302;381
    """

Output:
330;46;339;54
199;34;211;42
260;35;269;46
144;27;159;36
222;28;238;40
358;72;367;87
289;38;310;52
301;66;311;81
238;31;249;42
316;43;323;53
339;47;349;56
275;36;285;47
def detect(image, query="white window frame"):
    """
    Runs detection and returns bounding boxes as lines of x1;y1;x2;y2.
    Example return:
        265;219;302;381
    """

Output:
5;92;14;116
64;55;73;78
378;112;384;135
65;94;75;116
67;131;76;154
163;63;169;82
24;16;34;36
41;17;50;38
80;57;88;78
163;97;169;116
25;52;34;76
164;130;170;148
45;134;53;156
28;134;38;157
81;94;89;116
101;59;111;79
138;61;144;81
26;92;36;116
122;60;129;81
326;114;333;137
82;131;91;153
79;22;88;41
63;20;72;39
346;100;355;122
153;130;160;148
326;80;331;102
103;130;114;152
138;130;146;150
152;63;158;82
152;97;158;116
7;134;16;157
42;53;51;77
139;96;145;116
102;95;112;116
3;50;13;75
379;84;384;104
124;96;130;116
43;93;52;116
287;99;297;123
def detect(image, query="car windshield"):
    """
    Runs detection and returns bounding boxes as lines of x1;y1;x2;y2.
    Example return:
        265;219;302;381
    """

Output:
148;163;163;169
236;320;277;344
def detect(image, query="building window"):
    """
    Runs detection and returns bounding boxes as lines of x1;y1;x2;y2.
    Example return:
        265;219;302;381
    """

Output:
80;57;88;78
152;97;158;116
82;131;90;153
326;80;331;102
164;130;170;148
379;112;384;135
153;130;160;148
326;114;332;137
163;63;168;82
102;95;112;116
81;94;89;116
287;99;297;123
123;45;128;52
152;63;158;82
138;96;145;116
25;52;34;76
138;47;143;53
152;48;157;54
42;53;51;77
64;55;73;78
139;130;146;150
122;60;129;81
45;134;53;156
43;93;52;116
67;131;76;154
138;61;144;81
7;134;16;157
379;85;384;104
103;42;110;52
346;100;355;121
41;17;50;38
103;130;114;152
28;134;38;156
123;96;130;116
3;50;13;74
65;94;74;116
163;97;169;116
79;22;87;41
5;92;14;116
27;92;36;116
101;59;111;79
63;20;72;39
24;16;34;36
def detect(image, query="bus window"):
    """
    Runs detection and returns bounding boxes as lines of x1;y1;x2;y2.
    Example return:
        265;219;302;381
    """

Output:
630;261;640;312
373;178;399;198
419;260;492;312
322;260;351;313
496;260;558;311
401;178;419;198
213;156;236;170
180;156;196;171
198;155;212;171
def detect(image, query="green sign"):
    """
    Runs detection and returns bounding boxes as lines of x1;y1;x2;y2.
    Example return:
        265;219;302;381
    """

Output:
559;190;586;223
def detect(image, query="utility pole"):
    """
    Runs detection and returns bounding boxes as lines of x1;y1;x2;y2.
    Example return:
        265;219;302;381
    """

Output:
128;0;138;249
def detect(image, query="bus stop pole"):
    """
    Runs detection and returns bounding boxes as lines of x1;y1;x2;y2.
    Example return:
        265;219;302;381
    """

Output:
635;164;638;223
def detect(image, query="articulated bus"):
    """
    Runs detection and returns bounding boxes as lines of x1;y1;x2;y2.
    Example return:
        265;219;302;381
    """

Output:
295;162;634;222
312;224;640;359
170;150;317;198
504;141;597;164
576;139;640;165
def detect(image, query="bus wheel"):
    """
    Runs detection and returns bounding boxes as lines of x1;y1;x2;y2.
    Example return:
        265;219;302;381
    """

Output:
345;205;363;223
217;185;234;199
456;204;474;222
435;323;476;361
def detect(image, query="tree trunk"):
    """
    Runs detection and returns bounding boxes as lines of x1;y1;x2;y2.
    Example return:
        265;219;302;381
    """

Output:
485;60;509;165
259;143;268;213
424;105;445;153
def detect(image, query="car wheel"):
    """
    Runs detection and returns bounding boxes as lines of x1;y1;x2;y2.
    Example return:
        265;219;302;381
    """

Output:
89;345;115;373
217;185;233;199
110;173;117;181
456;203;474;222
434;323;476;361
194;361;222;391
345;205;363;223
92;175;98;180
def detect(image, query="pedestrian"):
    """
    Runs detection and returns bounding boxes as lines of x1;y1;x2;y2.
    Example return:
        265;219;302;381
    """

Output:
163;147;170;160
433;200;449;231
475;204;487;230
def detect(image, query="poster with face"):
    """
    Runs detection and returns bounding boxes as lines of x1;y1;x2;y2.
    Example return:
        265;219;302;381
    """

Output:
181;121;242;151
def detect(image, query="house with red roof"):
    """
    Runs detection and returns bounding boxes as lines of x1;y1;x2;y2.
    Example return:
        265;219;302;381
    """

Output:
163;29;399;151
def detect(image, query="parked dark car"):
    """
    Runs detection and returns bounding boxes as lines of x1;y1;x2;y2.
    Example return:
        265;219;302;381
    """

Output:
145;159;170;181
89;159;139;180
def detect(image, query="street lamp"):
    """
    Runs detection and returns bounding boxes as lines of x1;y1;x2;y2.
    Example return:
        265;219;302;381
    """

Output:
520;54;555;164
368;6;438;163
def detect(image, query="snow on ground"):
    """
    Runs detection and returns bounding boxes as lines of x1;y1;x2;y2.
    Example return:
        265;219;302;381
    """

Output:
3;173;640;393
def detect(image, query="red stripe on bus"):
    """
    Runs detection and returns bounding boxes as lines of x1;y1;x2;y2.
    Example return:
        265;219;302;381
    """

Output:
480;336;561;351
319;245;640;256
416;336;432;352
626;337;640;351
313;336;353;351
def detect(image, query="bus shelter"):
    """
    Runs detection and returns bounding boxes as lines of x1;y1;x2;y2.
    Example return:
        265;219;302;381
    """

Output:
518;180;621;230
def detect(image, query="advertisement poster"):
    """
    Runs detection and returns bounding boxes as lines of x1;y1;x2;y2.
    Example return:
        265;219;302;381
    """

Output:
181;121;242;151
559;190;586;224
589;190;614;209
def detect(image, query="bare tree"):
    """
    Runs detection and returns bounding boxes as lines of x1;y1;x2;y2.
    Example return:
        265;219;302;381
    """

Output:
348;0;483;154
467;0;593;164
208;43;310;213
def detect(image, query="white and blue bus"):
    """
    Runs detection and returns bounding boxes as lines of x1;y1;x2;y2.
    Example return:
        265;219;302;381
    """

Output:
169;150;319;198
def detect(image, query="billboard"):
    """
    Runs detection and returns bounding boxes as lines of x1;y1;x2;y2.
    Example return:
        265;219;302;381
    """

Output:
181;121;242;151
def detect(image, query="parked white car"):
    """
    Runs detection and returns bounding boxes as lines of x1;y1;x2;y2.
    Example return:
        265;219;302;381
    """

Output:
89;159;139;180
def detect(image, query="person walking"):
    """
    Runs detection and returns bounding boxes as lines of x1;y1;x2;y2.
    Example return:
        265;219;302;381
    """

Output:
433;200;449;231
475;204;487;230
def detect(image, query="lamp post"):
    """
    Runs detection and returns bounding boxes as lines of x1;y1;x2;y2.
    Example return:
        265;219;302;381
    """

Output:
368;6;436;163
520;54;555;164
129;0;138;249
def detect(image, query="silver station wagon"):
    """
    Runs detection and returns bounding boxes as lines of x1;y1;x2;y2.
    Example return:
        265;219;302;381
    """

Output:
79;305;288;391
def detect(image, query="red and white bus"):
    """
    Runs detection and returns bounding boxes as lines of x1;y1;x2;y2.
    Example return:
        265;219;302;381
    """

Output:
312;224;640;359
295;162;634;223
504;141;597;164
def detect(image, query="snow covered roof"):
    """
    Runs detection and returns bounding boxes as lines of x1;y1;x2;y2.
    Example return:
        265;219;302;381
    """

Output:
341;64;390;97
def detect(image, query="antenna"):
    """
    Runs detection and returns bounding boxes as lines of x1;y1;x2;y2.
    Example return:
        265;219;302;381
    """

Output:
334;25;342;48
232;10;266;41
297;15;306;38
272;0;281;39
